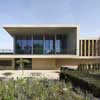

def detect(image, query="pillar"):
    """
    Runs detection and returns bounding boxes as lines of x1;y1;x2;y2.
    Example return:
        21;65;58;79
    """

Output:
81;40;82;56
12;59;15;70
84;40;86;56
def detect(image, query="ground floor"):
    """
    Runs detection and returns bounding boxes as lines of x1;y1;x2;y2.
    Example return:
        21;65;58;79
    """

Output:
0;56;99;70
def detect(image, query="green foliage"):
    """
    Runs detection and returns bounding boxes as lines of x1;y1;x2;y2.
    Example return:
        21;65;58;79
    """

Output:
60;69;100;97
16;58;30;70
0;78;98;100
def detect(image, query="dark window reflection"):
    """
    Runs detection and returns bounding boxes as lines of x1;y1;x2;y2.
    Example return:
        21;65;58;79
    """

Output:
45;34;55;54
15;33;75;55
56;34;67;54
15;35;32;54
33;34;43;54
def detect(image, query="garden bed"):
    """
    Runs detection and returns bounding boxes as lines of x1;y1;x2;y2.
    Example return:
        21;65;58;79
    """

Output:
0;77;98;100
60;69;100;97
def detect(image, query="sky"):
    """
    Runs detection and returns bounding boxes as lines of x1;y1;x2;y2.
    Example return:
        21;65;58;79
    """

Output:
0;0;100;50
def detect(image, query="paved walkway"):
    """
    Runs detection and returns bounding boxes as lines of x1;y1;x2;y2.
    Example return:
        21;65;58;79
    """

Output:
0;70;60;80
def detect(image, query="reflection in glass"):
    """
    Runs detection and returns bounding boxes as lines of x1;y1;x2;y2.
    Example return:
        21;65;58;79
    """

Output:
15;33;69;55
15;35;32;54
45;34;55;54
56;34;67;54
33;34;43;54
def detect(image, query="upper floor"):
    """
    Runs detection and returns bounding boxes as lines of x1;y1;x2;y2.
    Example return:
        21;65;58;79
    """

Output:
1;24;99;57
4;24;79;55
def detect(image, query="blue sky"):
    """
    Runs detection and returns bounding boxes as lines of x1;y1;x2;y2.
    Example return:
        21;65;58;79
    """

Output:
0;0;100;50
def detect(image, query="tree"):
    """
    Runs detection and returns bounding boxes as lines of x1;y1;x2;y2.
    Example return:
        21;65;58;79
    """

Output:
16;58;30;75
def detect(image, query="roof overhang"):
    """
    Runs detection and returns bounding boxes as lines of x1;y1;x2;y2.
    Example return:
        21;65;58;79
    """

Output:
3;24;79;36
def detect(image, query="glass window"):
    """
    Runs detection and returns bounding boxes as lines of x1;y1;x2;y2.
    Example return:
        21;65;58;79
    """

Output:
55;34;61;54
45;34;55;54
33;34;43;54
56;34;67;54
15;37;23;54
15;35;32;54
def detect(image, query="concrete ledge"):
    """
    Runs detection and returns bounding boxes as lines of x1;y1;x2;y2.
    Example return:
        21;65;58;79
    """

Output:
0;55;100;59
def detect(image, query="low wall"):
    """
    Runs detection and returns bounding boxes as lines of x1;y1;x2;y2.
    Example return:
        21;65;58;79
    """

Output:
32;58;57;70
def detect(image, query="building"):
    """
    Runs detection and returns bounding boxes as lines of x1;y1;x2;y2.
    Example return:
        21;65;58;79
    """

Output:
0;24;99;70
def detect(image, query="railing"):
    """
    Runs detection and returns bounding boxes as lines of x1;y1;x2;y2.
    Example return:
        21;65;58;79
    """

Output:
0;48;99;56
14;48;76;55
0;49;13;54
0;48;77;55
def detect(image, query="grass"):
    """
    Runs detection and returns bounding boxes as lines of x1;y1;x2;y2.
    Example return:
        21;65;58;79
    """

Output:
0;77;98;100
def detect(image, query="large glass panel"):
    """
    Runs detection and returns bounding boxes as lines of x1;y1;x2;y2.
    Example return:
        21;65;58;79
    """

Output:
21;38;27;54
23;36;32;54
55;34;61;54
45;34;55;54
33;34;43;54
15;37;23;54
56;34;67;54
15;35;32;54
61;34;67;54
15;33;68;55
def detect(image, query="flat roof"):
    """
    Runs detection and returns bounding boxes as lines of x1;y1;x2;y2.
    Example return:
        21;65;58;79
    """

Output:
3;24;79;36
3;24;79;28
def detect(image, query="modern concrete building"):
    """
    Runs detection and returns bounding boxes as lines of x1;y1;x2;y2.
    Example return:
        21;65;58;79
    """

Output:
0;24;99;70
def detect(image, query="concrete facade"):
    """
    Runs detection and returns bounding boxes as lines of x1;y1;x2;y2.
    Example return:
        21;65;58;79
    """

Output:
32;59;57;70
0;24;99;70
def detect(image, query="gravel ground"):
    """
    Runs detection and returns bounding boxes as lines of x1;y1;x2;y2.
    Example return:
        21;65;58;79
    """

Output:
0;70;60;80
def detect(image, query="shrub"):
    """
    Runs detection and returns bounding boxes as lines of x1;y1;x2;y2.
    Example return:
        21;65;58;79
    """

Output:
60;69;100;98
0;78;98;100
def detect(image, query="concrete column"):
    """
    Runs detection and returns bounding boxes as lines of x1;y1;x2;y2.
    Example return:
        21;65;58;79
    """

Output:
77;25;80;56
12;59;15;70
13;36;15;54
81;40;82;56
96;40;98;56
92;40;94;56
84;40;86;56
